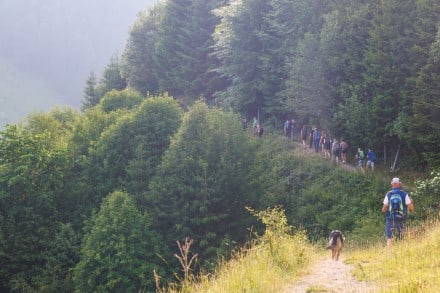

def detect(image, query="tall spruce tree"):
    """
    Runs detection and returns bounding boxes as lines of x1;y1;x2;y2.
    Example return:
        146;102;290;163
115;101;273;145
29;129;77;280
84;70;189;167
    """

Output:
120;4;164;95
412;27;440;169
81;72;99;111
213;0;273;121
146;102;256;265
95;56;127;100
319;1;373;138
153;0;226;104
361;0;435;156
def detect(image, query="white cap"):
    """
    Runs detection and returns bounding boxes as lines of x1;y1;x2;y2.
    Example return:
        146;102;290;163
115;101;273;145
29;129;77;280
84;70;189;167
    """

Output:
391;177;401;184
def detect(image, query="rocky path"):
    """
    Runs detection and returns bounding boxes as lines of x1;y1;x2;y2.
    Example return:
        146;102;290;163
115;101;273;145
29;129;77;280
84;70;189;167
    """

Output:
284;257;377;293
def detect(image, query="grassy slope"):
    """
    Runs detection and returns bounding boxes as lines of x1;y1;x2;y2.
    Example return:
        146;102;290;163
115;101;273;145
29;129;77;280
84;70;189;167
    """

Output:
0;58;65;127
348;219;440;292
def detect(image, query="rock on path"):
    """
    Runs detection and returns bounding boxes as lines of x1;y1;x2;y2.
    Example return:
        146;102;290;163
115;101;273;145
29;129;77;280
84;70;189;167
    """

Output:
284;258;377;293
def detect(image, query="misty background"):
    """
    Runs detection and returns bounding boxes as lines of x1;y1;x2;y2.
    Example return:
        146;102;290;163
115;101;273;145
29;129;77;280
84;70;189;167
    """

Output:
0;0;158;126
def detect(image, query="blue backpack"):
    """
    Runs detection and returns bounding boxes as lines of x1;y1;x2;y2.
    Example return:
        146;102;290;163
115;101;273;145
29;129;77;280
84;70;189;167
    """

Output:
369;151;377;162
387;190;406;221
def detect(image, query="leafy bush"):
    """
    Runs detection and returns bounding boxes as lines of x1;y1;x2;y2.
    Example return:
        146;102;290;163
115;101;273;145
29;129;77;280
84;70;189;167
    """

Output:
100;89;142;113
413;169;440;220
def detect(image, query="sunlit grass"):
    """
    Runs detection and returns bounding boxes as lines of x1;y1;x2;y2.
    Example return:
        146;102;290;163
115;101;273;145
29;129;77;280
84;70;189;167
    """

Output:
347;219;440;292
186;231;318;293
160;206;321;293
164;220;440;292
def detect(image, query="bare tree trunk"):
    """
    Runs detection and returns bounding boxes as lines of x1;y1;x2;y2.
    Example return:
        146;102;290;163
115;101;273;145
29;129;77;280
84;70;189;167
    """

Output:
383;145;387;165
390;142;401;172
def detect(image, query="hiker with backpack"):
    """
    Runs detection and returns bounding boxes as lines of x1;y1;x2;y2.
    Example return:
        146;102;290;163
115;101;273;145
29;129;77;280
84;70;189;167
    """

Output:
366;148;377;171
331;138;341;162
301;125;308;149
355;147;365;173
309;128;315;149
313;128;321;153
323;135;332;159
340;139;349;164
284;119;291;138
381;177;414;249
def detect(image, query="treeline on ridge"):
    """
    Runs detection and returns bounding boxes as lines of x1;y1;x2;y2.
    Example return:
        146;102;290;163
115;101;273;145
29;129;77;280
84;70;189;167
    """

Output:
85;0;440;171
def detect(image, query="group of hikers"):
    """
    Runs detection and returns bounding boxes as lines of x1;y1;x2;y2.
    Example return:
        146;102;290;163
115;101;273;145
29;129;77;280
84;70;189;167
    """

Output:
283;119;378;172
245;116;413;248
242;117;378;172
284;119;414;247
241;117;264;137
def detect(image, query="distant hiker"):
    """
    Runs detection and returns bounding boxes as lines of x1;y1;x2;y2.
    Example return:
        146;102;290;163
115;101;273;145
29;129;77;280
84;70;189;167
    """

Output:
241;117;248;130
309;128;315;149
252;117;258;131
331;139;341;162
313;128;321;153
320;132;326;155
382;177;414;249
291;119;297;141
323;135;332;159
340;139;349;164
284;119;292;138
257;124;264;137
366;148;377;171
356;147;365;173
301;125;308;148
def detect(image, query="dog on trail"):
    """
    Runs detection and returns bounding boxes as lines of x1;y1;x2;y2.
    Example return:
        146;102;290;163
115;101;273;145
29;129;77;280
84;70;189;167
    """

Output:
326;230;345;261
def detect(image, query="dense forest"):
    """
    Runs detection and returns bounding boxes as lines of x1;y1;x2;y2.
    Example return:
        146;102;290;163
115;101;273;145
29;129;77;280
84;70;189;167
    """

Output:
1;0;440;292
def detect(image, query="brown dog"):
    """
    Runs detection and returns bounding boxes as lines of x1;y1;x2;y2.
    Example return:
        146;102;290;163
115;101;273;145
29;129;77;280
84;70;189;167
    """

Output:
326;230;345;261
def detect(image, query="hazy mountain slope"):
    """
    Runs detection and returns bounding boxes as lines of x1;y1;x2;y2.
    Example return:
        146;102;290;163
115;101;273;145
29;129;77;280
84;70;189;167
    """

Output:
0;0;158;127
0;58;62;126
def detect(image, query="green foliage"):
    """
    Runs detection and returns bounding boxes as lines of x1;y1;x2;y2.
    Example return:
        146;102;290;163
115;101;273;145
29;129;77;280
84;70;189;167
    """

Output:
146;101;256;266
81;71;99;111
89;94;182;204
410;26;440;170
95;55;127;100
412;169;440;219
213;0;274;120
100;88;142;113
73;191;162;292
0;125;71;291
125;95;183;200
141;0;224;104
120;5;164;95
284;33;331;128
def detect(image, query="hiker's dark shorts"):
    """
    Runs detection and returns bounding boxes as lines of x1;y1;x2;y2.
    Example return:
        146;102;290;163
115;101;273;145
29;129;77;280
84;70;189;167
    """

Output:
385;218;405;239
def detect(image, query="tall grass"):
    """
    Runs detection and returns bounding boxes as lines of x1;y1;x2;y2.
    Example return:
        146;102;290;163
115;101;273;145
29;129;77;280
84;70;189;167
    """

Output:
190;231;317;293
347;218;440;292
166;206;318;293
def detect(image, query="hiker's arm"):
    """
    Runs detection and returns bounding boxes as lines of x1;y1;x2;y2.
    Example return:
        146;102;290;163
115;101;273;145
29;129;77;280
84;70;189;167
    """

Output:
382;195;388;213
407;197;414;213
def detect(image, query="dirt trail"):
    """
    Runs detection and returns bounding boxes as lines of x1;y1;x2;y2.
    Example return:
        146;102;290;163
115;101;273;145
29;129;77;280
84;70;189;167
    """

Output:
284;257;377;293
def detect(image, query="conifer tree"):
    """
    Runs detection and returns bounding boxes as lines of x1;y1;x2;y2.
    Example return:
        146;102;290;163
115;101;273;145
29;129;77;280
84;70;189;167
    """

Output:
81;71;99;111
73;191;161;292
146;102;255;263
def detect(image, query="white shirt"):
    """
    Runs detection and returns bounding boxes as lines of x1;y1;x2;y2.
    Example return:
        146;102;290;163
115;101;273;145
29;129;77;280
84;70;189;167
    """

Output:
383;190;412;206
